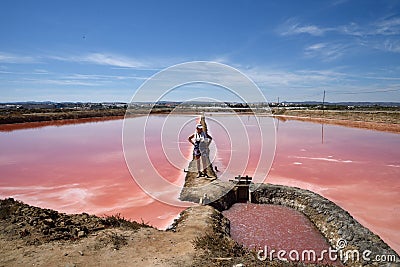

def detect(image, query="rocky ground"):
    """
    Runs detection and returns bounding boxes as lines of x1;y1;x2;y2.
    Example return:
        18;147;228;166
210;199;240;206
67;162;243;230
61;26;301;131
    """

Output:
0;198;229;266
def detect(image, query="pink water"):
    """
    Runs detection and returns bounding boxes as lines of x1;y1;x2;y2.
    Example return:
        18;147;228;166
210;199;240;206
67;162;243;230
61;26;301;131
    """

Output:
0;118;185;229
0;115;399;254
268;119;400;254
223;203;338;264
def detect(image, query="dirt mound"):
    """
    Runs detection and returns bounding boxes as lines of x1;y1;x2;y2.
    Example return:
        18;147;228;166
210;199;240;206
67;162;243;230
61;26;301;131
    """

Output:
0;198;149;245
0;198;250;266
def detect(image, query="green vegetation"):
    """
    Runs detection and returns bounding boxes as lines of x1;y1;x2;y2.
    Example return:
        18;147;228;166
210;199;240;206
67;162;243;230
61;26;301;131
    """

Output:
0;107;126;124
273;109;400;124
102;213;152;230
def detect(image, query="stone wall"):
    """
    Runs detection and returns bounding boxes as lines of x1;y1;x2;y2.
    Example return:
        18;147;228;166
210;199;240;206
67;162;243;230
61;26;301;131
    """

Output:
251;183;400;266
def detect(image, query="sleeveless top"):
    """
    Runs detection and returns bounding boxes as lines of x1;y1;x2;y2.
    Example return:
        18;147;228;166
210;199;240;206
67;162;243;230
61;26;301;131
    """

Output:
194;131;207;143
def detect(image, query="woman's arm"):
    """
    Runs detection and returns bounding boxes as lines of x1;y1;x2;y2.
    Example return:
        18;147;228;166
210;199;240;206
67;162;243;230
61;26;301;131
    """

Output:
188;134;195;145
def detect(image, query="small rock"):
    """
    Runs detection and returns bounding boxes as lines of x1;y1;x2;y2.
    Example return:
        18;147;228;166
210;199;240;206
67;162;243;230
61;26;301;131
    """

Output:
19;228;30;237
44;218;54;225
42;228;49;235
78;250;84;256
327;215;335;222
71;228;79;236
77;231;86;238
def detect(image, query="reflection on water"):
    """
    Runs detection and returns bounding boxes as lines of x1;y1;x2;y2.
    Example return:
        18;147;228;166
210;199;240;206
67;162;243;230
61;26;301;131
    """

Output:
0;115;399;254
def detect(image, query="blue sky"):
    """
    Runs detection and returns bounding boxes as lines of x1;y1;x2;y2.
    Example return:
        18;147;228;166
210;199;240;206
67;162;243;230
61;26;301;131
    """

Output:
1;0;400;103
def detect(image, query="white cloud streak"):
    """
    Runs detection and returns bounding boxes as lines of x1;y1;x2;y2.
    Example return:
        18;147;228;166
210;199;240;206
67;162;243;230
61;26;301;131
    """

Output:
279;19;331;36
0;51;152;68
83;53;145;68
278;15;400;60
339;17;400;37
241;67;347;95
370;16;400;36
50;52;146;68
15;73;147;87
280;16;400;38
0;52;37;64
304;42;348;61
238;64;400;101
382;39;400;53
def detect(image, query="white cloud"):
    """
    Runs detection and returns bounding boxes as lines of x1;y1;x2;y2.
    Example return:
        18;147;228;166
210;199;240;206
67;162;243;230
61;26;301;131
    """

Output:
304;42;348;61
294;25;328;36
64;73;148;81
39;79;100;86
338;22;364;36
381;39;400;53
243;67;347;90
372;16;400;36
338;17;400;37
50;52;146;68
279;19;332;36
48;52;188;71
235;64;400;101
278;15;400;58
0;52;37;64
33;69;49;74
82;53;144;68
355;37;400;54
280;15;400;38
21;75;145;87
21;78;100;86
0;51;151;68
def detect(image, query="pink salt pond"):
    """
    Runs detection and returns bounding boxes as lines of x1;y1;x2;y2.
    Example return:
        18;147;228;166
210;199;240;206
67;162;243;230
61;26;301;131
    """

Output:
223;203;339;264
0;114;399;255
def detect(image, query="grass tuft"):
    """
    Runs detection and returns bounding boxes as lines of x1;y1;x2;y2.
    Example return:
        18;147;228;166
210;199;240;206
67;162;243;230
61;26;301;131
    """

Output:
102;213;152;230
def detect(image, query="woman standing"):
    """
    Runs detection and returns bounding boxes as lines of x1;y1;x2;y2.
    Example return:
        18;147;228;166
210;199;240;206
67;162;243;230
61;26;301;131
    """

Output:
188;123;213;177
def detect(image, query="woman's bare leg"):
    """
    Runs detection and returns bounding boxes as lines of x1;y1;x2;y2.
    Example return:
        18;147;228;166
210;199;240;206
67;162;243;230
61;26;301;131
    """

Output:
195;155;202;177
201;156;208;176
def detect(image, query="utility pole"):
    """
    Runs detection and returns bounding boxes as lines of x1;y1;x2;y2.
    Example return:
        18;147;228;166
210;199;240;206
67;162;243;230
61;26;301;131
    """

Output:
322;90;326;116
276;97;280;115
